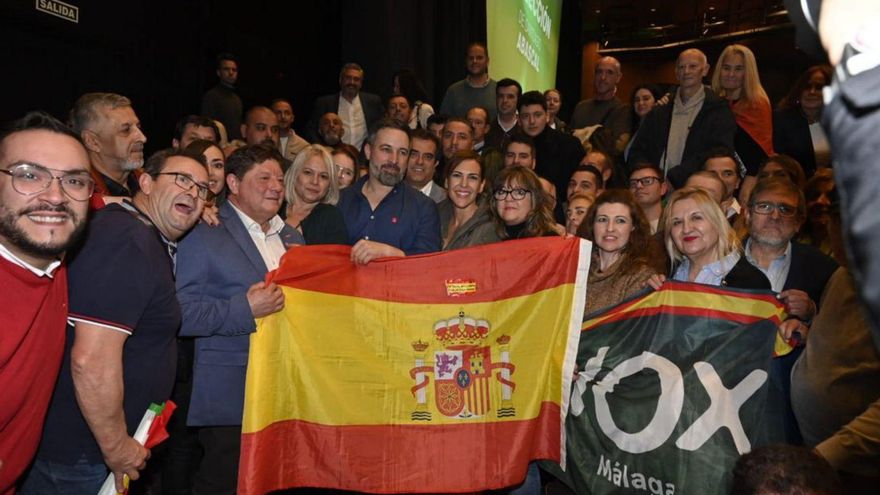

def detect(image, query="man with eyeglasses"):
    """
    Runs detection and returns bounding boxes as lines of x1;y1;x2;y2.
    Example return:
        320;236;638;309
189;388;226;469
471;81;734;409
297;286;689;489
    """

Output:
742;177;840;445
22;148;210;494
628;163;668;234
0;111;92;494
174;144;303;494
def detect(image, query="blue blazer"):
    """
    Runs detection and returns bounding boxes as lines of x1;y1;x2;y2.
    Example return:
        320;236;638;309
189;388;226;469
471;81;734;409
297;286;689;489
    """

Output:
176;201;301;426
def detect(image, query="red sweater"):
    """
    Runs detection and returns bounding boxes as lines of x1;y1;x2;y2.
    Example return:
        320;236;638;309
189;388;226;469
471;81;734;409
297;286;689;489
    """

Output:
0;258;67;494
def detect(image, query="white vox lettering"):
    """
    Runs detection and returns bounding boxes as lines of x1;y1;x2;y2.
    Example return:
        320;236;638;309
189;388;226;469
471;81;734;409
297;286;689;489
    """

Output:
592;352;684;454
572;347;766;455
675;362;767;454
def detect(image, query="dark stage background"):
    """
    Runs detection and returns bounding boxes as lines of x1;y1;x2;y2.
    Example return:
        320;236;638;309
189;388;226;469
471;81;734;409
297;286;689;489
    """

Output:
0;0;583;154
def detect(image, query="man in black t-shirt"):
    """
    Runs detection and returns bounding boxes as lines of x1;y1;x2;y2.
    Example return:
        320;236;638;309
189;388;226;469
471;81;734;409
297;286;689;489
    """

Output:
22;148;210;495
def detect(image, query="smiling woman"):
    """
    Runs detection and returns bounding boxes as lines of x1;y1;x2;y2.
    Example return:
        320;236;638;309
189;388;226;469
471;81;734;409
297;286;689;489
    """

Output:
659;188;769;290
489;166;559;240
283;144;347;245
576;190;656;315
437;150;499;250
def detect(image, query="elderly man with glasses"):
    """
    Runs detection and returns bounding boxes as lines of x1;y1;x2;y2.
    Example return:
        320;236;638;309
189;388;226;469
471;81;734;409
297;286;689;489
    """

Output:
742;176;841;446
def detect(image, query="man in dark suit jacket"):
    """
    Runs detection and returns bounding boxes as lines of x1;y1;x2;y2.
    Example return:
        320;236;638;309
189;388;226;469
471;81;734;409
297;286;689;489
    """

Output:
306;63;383;150
743;178;840;445
176;144;302;495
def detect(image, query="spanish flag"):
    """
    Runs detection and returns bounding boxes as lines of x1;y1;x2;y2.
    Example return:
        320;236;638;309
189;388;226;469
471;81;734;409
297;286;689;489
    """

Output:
238;238;590;494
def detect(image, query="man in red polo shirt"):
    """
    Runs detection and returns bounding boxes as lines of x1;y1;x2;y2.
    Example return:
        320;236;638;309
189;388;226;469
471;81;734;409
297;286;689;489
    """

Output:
0;111;92;494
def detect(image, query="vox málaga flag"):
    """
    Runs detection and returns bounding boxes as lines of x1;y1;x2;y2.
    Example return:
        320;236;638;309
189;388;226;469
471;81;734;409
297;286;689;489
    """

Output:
238;237;590;494
548;281;788;494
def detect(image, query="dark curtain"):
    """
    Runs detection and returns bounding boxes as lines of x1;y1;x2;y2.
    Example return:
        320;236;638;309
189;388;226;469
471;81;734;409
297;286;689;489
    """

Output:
0;0;579;149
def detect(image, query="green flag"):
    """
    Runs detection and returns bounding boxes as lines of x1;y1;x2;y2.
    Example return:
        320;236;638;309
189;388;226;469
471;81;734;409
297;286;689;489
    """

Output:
547;281;788;494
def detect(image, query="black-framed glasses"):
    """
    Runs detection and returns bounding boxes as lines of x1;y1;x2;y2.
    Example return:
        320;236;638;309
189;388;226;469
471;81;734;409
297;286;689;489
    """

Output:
628;176;662;188
493;188;531;200
751;201;798;217
156;172;214;202
0;163;94;201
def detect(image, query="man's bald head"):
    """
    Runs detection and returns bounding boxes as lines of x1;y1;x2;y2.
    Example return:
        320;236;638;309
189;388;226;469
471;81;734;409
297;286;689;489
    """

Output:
675;49;710;93
593;56;622;100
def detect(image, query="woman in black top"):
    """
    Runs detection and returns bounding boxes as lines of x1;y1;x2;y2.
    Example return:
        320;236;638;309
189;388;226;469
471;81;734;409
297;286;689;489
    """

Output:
283;144;347;245
489;166;560;240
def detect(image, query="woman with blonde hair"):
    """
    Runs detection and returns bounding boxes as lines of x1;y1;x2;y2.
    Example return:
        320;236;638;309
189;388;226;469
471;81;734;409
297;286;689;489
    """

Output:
657;187;769;289
711;44;774;203
283;144;348;244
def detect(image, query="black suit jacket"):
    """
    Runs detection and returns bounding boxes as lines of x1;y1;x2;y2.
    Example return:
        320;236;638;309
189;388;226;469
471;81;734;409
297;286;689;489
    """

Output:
306;92;384;143
783;241;839;304
772;108;818;178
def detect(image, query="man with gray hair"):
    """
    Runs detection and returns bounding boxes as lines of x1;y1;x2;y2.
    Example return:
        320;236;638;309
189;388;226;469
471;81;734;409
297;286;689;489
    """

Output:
307;63;383;149
69;92;147;200
627;48;736;189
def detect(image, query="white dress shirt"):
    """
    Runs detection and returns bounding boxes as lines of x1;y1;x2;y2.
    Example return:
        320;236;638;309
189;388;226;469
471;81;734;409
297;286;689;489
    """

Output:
339;94;367;150
229;201;287;271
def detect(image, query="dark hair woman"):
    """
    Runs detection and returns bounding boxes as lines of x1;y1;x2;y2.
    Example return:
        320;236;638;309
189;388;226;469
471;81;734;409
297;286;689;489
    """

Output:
773;65;833;178
438;151;500;250
577;190;657;314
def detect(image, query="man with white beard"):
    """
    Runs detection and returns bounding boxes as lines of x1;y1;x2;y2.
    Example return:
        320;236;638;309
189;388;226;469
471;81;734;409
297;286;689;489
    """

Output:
69;93;147;201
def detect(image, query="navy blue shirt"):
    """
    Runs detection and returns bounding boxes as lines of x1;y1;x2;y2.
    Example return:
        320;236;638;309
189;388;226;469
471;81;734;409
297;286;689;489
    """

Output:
36;203;180;464
337;176;441;255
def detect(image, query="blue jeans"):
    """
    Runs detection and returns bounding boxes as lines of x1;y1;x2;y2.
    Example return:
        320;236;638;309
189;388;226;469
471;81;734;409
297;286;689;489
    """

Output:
19;456;107;495
509;462;542;495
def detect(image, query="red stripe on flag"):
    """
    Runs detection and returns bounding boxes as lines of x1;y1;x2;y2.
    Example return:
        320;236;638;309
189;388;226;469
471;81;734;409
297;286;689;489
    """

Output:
584;305;784;331
268;238;581;304
238;402;561;494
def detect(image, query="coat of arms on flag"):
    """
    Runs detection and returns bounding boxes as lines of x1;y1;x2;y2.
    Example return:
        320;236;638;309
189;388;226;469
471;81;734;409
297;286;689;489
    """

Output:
409;311;516;421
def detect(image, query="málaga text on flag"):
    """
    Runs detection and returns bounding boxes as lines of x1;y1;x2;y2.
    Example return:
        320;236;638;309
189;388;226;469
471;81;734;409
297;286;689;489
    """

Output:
545;281;787;494
238;237;590;494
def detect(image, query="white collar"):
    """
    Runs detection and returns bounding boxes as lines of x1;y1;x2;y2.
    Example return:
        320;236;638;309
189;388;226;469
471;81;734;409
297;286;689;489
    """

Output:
0;242;61;278
229;200;284;236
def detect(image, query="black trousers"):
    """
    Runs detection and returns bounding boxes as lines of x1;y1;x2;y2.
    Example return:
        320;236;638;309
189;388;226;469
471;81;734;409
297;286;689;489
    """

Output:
192;426;241;495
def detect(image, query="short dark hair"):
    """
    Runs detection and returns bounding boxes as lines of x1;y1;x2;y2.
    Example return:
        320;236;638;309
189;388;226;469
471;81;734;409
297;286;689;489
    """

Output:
503;134;535;156
571;164;605;190
731;444;841;495
496;78;523;97
216;52;238;68
174;115;219;142
184;139;223;159
0;111;83;164
443;117;474;137
410;128;440;158
225;143;284;180
629;161;664;180
386;93;412;108
466;106;490;122
518;91;547;112
427;114;448;128
2;110;81;144
269;98;293;110
143;148;207;177
366;118;411;147
701;146;741;177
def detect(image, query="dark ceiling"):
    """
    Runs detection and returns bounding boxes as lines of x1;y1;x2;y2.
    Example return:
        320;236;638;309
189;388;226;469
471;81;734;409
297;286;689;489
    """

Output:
580;0;791;50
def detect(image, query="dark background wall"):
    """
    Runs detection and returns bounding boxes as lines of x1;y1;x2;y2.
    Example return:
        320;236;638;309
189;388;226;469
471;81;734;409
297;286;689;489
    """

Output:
0;0;583;154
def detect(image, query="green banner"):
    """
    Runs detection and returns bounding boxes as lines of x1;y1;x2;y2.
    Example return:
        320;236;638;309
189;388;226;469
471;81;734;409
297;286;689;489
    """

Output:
546;282;787;494
486;0;562;92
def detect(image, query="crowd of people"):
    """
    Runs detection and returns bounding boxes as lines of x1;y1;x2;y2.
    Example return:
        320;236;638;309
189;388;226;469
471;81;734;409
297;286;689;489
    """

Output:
1;38;877;495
